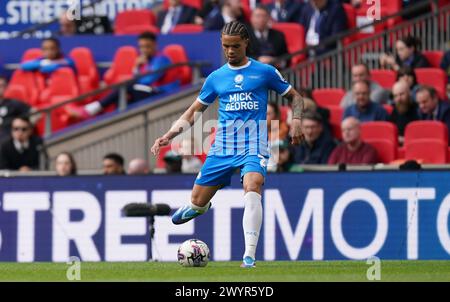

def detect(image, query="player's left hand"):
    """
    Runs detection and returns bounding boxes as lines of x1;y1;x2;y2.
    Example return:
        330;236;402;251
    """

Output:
290;118;304;145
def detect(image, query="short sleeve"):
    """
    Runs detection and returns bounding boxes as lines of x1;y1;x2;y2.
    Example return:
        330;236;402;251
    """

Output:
267;65;292;96
197;72;218;105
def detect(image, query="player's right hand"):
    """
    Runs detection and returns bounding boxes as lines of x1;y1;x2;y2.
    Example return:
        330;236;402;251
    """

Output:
150;136;170;157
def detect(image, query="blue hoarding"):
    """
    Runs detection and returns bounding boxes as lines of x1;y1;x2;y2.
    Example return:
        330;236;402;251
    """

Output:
0;0;158;39
0;171;450;262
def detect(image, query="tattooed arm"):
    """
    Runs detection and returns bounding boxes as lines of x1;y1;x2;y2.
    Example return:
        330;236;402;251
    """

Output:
284;88;304;145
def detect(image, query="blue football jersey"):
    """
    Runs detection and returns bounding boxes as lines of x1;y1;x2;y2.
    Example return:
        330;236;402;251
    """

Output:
197;58;291;157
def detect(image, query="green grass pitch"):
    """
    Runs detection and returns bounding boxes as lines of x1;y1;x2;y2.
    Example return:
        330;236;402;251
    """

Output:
0;261;450;282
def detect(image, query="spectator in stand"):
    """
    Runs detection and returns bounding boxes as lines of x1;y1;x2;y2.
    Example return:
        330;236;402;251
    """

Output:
203;0;249;31
379;36;430;71
340;63;390;108
291;111;336;164
248;5;289;68
179;137;203;173
267;102;289;142
267;0;304;23
70;32;179;119
299;0;348;56
298;87;332;132
0;116;43;171
440;49;450;92
416;85;450;142
164;150;182;173
55;151;77;176
267;139;294;172
20;37;76;77
58;12;77;36
195;0;220;25
58;10;113;36
103;153;126;175
127;158;151;175
389;81;419;141
0;76;31;143
328;117;378;165
157;0;198;34
396;66;420;102
343;80;389;122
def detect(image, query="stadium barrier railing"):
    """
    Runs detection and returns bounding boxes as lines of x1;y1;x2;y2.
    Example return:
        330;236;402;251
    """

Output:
28;61;211;139
3;163;450;178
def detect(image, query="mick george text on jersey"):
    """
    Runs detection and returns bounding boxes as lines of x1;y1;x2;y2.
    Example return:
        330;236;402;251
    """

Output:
225;92;259;111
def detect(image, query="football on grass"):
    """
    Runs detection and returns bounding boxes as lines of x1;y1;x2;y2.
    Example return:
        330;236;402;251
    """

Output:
177;239;210;267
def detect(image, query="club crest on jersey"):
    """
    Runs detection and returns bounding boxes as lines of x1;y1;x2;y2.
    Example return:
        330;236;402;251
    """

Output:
234;74;244;90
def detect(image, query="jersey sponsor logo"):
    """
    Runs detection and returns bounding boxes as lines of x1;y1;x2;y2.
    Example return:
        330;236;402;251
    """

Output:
226;92;259;111
234;74;244;90
229;92;252;102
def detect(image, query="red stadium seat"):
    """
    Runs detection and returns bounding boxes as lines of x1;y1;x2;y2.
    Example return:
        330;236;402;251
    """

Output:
172;24;204;33
114;9;157;34
383;104;393;115
104;46;139;85
280;105;290;123
343;3;356;29
370;69;397;90
328;106;343;140
342;4;357;45
115;24;160;35
3;85;28;103
156;145;172;169
360;121;399;147
355;0;402;28
163;44;192;85
422;50;444;68
312;88;346;107
365;139;397;164
271;22;306;65
405;139;448;164
415;68;448;100
39;68;80;105
69;47;100;102
21;48;43;62
4;70;42;106
36;68;80;134
404;120;448;145
240;0;252;22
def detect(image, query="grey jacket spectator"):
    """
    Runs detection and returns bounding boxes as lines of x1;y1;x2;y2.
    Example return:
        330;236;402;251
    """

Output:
340;63;390;108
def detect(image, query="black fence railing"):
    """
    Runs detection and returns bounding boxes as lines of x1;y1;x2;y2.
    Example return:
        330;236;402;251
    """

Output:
29;61;211;138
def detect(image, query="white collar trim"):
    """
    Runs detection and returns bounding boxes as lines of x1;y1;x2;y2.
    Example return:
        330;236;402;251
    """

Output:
227;60;251;70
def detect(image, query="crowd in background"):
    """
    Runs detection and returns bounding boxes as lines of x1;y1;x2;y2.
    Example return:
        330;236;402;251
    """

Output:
0;0;450;174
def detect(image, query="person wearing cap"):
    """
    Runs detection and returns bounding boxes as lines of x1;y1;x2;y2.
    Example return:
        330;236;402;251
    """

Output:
164;150;182;173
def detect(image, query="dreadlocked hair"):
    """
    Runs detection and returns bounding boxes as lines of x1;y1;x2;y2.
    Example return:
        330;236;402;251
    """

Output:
221;21;249;40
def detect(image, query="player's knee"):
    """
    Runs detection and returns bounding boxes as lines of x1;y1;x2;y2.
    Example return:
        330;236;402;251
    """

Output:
244;183;262;194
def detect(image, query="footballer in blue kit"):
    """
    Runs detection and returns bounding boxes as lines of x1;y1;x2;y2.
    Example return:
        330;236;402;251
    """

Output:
151;21;305;268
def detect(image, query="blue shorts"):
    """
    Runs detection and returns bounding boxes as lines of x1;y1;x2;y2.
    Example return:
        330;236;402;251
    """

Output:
194;154;268;187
